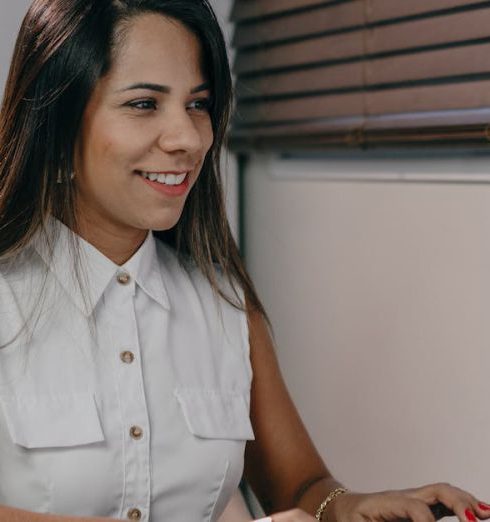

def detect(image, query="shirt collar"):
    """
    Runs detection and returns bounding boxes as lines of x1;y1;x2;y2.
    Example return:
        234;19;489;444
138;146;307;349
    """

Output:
34;219;170;316
121;230;170;311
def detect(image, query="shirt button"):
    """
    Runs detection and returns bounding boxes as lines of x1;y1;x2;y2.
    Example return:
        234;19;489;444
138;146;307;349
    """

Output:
130;425;143;440
117;271;131;285
120;351;135;364
127;508;142;520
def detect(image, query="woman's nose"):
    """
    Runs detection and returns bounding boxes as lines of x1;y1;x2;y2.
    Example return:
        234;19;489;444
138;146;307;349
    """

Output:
156;110;204;155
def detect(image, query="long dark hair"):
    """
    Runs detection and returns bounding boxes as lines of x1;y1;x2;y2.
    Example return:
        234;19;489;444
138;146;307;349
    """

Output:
0;0;265;315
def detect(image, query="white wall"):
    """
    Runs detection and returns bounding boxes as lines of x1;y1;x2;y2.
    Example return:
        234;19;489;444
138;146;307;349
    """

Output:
243;154;490;499
0;0;31;95
208;0;239;241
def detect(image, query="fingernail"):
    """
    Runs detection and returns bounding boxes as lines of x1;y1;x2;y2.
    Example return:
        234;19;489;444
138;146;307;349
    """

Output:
479;503;490;511
466;509;477;521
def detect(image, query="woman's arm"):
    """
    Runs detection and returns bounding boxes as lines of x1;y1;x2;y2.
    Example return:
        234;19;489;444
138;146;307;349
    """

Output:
0;505;120;522
244;307;490;522
244;305;340;514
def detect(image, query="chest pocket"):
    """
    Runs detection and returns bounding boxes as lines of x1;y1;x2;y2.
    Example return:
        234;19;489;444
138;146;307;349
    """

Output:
0;392;107;515
174;388;254;521
174;388;254;441
0;392;104;448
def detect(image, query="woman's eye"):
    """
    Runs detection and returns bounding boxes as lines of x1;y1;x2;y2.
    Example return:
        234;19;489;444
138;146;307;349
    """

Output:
188;98;211;112
126;99;157;111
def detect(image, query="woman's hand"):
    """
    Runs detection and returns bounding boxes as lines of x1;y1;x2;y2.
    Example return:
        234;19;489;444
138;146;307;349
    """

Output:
254;483;490;522
327;483;490;522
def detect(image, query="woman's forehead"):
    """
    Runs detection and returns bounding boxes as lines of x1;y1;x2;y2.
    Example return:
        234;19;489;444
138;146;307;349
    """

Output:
109;13;206;88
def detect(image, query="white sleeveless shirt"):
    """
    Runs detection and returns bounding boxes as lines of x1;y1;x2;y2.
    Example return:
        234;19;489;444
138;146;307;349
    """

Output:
0;221;254;521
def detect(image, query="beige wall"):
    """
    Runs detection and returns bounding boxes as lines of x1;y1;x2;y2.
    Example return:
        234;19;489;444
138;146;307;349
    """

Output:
244;154;490;498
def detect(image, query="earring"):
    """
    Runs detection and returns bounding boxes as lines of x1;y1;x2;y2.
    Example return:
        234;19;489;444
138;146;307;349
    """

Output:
56;170;75;184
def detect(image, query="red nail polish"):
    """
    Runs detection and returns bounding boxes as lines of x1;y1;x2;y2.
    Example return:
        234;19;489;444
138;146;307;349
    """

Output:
479;503;490;512
466;509;477;522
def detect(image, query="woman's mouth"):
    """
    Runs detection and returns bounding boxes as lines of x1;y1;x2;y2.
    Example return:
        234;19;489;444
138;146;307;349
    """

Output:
137;171;188;186
135;170;191;197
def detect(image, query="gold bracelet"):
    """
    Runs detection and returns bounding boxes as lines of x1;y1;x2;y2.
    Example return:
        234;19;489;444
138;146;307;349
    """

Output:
315;487;348;521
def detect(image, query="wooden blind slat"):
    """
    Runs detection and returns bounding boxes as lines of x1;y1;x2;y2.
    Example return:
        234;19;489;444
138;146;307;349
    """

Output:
233;3;363;49
231;116;364;137
367;42;490;86
236;79;490;126
366;80;490;115
365;108;490;130
236;62;363;100
234;32;363;75
231;108;490;138
367;0;485;23
231;0;334;22
236;93;364;124
366;8;490;55
231;0;474;25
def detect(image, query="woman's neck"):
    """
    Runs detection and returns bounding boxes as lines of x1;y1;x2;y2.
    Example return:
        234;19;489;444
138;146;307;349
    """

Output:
74;215;148;266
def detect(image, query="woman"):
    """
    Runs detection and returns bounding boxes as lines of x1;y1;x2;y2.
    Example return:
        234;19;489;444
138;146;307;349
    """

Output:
0;1;487;521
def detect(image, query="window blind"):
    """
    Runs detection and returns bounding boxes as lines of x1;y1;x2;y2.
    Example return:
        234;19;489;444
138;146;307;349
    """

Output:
230;0;490;151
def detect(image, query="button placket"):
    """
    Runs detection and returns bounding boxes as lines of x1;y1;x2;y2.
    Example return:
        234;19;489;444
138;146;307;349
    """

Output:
111;277;151;521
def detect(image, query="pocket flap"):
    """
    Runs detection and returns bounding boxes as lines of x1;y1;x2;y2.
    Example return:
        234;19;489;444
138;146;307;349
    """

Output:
174;388;255;441
0;392;105;449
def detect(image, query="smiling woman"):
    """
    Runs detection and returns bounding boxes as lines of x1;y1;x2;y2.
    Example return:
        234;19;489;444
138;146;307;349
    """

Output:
0;1;489;522
0;2;262;521
73;12;214;262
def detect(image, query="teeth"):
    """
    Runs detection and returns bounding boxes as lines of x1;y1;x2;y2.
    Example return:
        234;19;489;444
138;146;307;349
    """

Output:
140;171;188;185
166;174;177;185
175;173;186;184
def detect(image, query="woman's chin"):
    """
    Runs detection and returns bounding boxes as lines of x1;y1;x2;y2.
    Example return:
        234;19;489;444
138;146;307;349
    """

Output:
143;211;183;232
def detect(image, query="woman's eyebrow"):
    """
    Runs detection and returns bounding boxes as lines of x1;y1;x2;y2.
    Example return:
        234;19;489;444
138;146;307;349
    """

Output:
191;82;210;94
118;82;210;94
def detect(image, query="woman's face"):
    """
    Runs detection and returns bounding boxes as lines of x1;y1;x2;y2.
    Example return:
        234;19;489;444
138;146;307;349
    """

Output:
74;13;213;239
